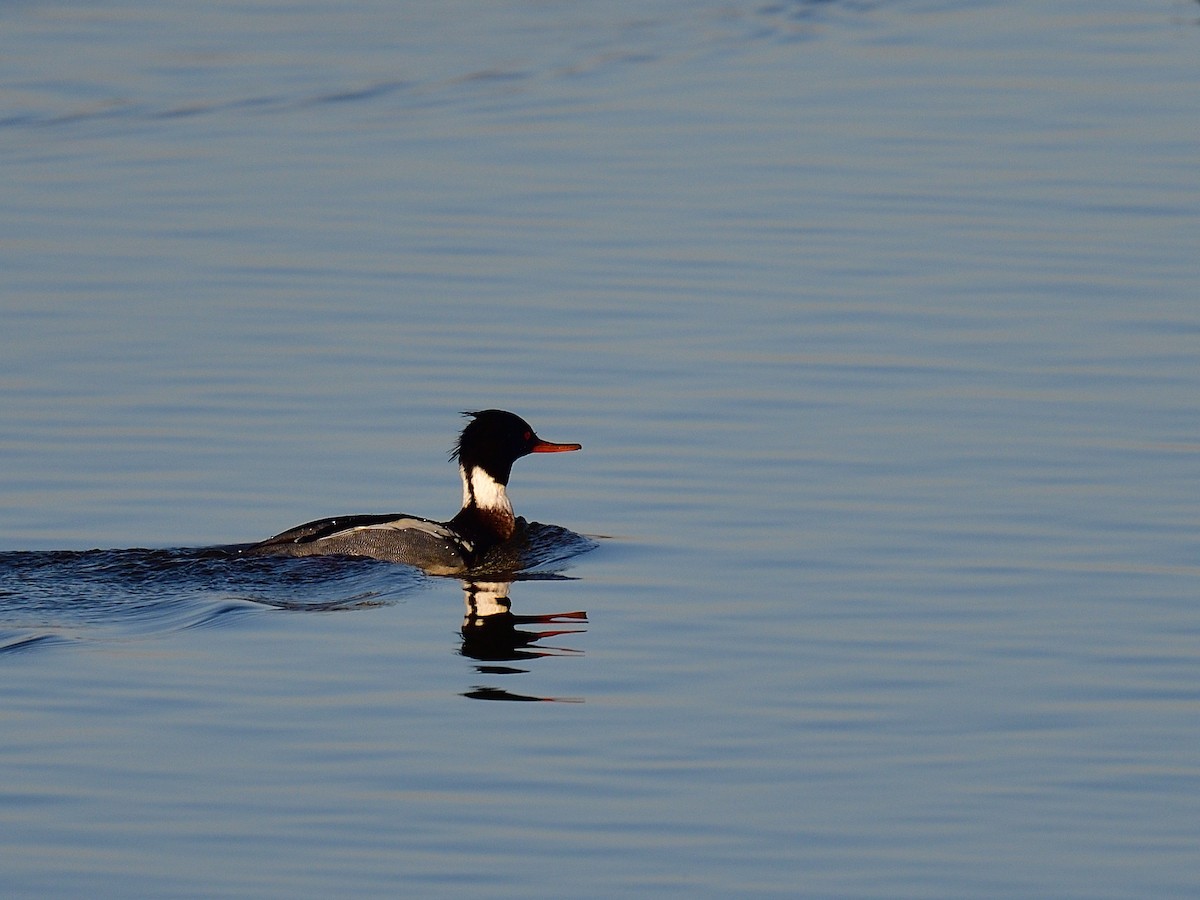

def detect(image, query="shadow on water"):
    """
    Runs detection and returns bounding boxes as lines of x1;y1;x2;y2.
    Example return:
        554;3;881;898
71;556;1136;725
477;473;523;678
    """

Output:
0;523;598;699
459;579;588;703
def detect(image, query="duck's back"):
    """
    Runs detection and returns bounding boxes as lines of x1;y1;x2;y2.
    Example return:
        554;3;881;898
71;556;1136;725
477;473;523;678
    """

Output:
243;513;471;574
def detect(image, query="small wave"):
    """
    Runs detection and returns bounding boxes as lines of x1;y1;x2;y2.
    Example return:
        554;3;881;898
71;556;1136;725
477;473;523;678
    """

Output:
0;631;71;656
0;546;425;649
469;521;599;577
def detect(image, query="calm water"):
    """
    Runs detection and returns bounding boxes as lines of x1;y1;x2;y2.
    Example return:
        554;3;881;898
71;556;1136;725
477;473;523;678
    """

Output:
3;0;1199;896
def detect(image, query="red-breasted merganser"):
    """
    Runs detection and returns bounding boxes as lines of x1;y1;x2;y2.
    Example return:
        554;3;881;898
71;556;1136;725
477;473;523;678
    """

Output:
242;410;581;574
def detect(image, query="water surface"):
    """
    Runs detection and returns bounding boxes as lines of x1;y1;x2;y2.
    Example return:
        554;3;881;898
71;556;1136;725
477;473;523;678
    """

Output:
2;1;1199;897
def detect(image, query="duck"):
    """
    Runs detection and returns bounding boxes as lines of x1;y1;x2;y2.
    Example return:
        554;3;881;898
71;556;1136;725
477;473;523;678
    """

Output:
241;410;580;574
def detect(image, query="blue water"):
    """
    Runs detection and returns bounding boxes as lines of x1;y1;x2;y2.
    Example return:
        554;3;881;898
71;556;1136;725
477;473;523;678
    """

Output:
3;1;1199;897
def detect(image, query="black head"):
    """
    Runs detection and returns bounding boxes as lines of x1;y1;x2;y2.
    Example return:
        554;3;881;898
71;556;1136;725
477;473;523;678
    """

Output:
451;409;581;485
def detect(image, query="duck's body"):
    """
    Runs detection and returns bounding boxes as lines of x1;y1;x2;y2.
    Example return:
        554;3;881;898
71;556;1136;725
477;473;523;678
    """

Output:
242;410;580;575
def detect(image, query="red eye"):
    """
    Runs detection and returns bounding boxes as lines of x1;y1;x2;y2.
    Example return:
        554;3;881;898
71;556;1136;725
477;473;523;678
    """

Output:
523;431;532;441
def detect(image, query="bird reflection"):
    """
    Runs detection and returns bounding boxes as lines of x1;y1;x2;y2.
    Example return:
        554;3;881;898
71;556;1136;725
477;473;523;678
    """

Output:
459;579;586;702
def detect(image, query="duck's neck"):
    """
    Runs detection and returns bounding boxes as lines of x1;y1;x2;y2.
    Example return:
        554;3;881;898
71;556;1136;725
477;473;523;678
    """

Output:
450;464;516;545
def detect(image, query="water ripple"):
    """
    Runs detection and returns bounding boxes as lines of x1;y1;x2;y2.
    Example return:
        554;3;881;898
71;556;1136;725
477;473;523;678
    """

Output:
0;522;595;651
0;0;876;131
0;547;414;647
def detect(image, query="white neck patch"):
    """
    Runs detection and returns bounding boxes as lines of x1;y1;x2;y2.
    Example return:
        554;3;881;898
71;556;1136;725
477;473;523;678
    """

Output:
462;465;512;515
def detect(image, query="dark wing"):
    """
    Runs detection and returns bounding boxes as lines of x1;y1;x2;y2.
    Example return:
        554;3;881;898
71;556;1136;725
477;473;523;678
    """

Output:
256;513;419;546
244;514;472;574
